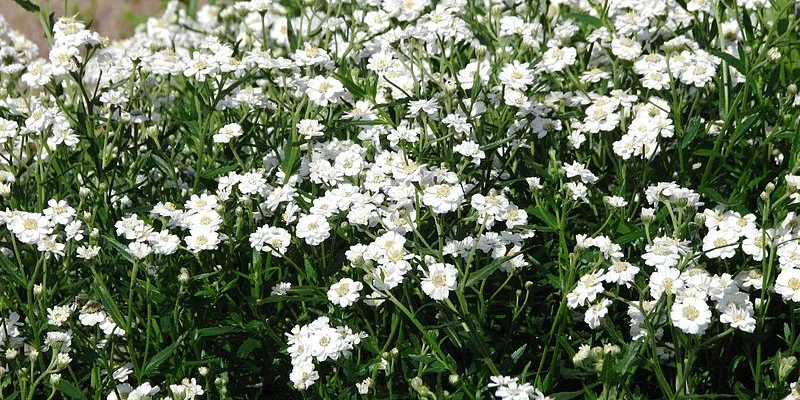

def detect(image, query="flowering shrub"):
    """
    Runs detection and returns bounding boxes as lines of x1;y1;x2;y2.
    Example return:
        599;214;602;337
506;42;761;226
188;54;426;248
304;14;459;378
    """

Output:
2;0;800;398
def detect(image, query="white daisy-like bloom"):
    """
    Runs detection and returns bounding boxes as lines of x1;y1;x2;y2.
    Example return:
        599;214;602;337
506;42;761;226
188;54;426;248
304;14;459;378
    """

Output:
296;119;325;139
648;267;684;300
10;212;52;244
295;214;331;246
78;301;107;327
305;76;345;107
603;260;640;287
128;241;153;259
213;122;243;144
327;278;363;307
775;269;800;303
422;184;464;214
498;60;534;90
421;262;458;301
47;305;73;327
250;225;291;257
567;270;605;309
584;298;612;329
540;46;577;73
44;199;76;225
271;282;292;296
290;361;319;390
702;229;739;259
670;297;712;334
184;229;221;253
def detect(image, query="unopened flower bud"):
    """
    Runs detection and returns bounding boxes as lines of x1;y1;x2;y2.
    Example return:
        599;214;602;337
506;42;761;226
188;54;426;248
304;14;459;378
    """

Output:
178;268;190;285
448;374;460;385
694;213;705;226
5;348;18;360
641;208;656;224
779;355;797;381
49;373;62;386
33;284;43;297
198;366;210;377
766;182;776;193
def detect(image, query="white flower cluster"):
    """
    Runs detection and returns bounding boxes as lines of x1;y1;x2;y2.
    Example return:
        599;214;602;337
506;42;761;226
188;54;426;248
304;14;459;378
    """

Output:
285;317;367;390
488;375;550;400
1;199;87;260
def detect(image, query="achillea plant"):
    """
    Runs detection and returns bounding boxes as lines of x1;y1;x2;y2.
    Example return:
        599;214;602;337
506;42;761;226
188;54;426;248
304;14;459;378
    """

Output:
1;0;800;398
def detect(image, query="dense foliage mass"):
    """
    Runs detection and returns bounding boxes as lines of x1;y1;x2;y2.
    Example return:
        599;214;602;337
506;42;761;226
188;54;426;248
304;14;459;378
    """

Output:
1;0;800;398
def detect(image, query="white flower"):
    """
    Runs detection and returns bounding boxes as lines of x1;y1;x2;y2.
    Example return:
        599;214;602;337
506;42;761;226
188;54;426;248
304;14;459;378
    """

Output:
290;361;319;390
603;260;639;287
563;161;598;184
250;225;291;257
213;123;243;143
47;305;73;327
775;269;800;303
44;199;76;225
498;61;534;90
421;263;458;301
305;76;345;107
670;297;712;335
297;119;325;139
327;278;363;307
10;212;52;244
567;270;605;308
184;229;221;253
127;241;153;259
271;282;292;296
356;377;372;395
540;46;577;72
422;184;464;214
702;229;739;259
295;214;331;246
584;298;612;329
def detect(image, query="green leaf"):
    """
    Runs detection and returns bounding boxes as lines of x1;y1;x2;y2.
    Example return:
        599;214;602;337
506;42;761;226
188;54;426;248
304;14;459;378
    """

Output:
13;0;39;12
57;380;88;400
709;49;745;75
0;252;26;287
563;12;602;28
551;389;590;400
102;235;135;264
616;228;645;245
613;340;641;375
142;332;187;376
197;326;239;337
90;268;126;331
149;153;177;182
237;338;262;358
680;119;703;149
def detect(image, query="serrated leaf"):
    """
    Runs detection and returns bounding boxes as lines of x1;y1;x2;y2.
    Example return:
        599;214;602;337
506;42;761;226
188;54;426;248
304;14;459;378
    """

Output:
0;252;26;287
57;380;88;400
142;332;187;376
149;153;177;182
90;269;126;332
197;326;239;337
13;0;40;12
103;235;135;264
237;338;262;358
563;12;602;28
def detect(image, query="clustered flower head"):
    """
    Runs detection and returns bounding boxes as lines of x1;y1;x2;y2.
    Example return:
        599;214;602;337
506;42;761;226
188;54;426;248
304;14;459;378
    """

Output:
0;0;797;395
286;317;367;390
